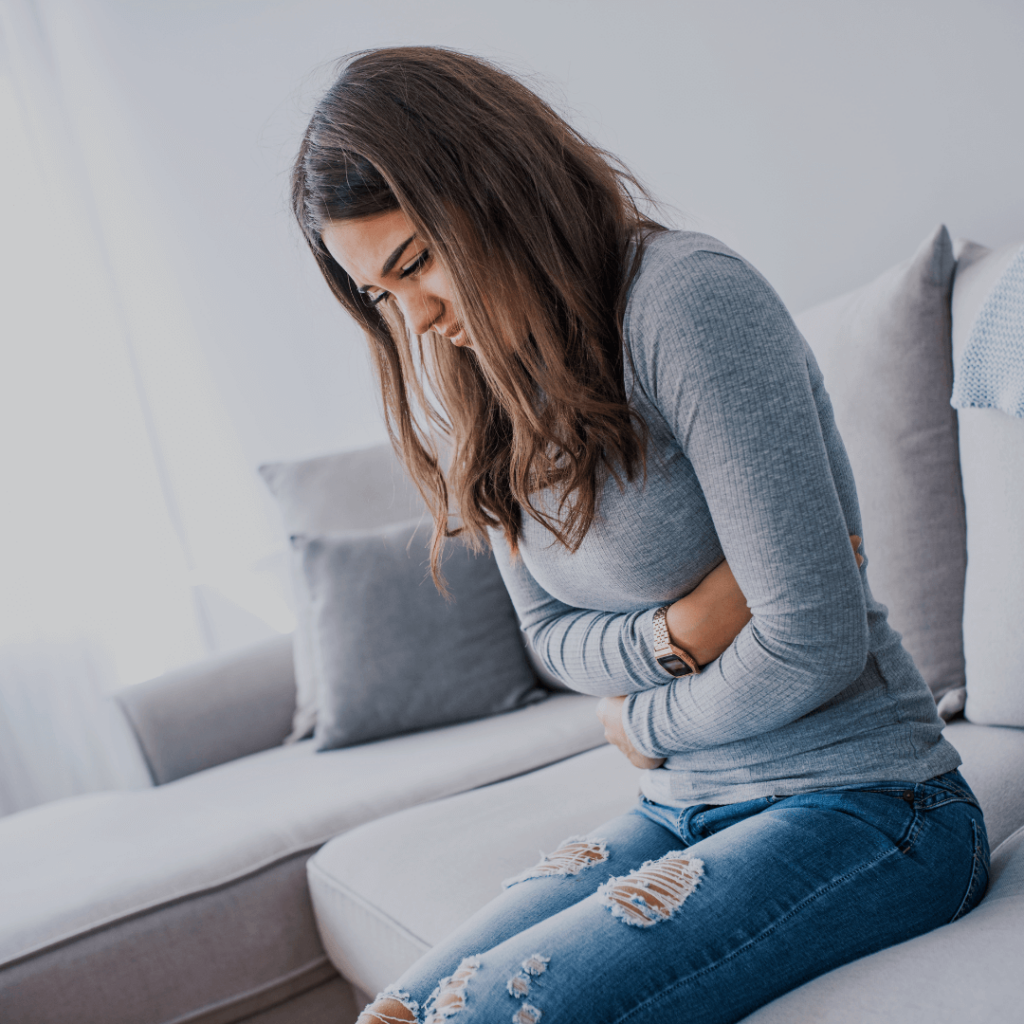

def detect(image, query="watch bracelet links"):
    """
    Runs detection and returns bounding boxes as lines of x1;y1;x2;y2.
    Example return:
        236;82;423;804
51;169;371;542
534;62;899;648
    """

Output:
652;605;701;676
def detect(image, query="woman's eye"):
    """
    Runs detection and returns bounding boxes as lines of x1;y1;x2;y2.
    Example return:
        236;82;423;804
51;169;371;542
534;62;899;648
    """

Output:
357;250;428;308
399;250;430;278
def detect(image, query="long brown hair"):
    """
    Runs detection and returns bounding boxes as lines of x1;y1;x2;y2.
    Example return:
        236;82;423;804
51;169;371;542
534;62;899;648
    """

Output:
292;47;663;584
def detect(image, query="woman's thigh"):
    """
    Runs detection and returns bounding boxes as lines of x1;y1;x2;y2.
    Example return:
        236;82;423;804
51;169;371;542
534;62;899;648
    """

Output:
397;779;986;1024
384;807;684;1012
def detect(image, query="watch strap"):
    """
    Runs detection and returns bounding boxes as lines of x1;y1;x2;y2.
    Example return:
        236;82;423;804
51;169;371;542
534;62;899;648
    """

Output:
652;606;701;677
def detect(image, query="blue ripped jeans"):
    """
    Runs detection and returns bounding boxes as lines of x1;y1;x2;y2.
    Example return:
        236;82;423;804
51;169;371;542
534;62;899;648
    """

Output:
372;770;988;1024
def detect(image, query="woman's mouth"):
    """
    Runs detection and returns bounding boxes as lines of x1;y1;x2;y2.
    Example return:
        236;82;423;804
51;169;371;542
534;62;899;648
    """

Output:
439;323;467;346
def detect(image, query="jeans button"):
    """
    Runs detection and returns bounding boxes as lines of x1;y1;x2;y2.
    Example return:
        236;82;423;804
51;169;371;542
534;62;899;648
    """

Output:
902;790;915;802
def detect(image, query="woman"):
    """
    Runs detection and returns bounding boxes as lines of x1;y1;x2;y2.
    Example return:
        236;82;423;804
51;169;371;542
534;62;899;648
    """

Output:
292;47;988;1024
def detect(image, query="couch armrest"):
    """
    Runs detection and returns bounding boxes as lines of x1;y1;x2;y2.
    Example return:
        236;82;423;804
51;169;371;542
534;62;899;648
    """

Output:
115;634;296;785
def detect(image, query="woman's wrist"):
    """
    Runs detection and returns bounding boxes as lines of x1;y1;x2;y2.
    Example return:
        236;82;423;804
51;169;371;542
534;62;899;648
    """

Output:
652;606;702;675
665;560;753;667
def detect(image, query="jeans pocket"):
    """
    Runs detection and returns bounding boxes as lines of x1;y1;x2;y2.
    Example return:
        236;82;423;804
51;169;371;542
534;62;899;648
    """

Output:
950;818;990;923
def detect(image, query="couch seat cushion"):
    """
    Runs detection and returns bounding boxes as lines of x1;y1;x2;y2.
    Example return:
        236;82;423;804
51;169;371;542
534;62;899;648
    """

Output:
307;745;644;996
0;694;603;1024
309;723;1024;1016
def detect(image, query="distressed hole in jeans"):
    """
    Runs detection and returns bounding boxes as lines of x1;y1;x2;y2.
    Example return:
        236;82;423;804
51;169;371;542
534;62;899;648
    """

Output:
521;953;549;976
512;1003;543;1024
357;985;418;1024
598;851;704;927
423;955;481;1023
507;973;531;998
503;836;609;887
507;952;550;999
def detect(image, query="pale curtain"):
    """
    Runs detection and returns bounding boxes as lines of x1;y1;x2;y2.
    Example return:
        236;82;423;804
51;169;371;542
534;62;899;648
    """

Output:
0;0;295;815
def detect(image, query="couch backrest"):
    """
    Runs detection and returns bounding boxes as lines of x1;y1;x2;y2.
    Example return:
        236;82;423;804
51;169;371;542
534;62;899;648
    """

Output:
950;241;1024;728
116;633;296;784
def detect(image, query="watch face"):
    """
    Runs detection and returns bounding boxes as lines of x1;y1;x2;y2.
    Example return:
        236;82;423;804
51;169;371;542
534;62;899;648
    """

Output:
656;653;690;676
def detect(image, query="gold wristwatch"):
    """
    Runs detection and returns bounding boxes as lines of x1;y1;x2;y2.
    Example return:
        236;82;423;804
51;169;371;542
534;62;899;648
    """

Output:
652;606;701;677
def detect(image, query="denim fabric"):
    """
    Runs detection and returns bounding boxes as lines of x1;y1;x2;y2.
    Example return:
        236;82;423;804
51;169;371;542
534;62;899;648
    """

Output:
371;771;988;1024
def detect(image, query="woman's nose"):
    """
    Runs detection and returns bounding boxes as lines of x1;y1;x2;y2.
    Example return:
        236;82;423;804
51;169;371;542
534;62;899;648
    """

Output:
398;292;440;336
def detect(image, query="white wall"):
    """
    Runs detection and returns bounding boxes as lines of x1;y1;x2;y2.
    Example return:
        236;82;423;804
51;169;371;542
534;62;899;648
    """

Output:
45;0;1024;468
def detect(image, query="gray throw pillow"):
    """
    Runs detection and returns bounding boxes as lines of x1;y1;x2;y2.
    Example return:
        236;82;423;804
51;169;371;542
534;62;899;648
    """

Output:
259;445;428;741
794;225;964;705
294;522;547;750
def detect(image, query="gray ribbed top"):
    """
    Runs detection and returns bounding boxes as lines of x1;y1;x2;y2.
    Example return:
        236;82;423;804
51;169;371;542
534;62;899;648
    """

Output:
491;230;959;807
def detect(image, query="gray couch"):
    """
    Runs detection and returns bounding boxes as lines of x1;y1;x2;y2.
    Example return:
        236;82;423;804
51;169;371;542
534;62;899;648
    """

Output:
2;230;1022;1024
0;641;606;1024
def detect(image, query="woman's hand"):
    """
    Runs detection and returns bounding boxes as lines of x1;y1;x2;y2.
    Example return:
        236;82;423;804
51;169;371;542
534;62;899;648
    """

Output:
597;696;666;769
665;534;865;668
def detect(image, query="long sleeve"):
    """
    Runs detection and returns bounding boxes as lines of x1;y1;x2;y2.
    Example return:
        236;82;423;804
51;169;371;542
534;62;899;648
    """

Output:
489;532;664;697
620;248;869;756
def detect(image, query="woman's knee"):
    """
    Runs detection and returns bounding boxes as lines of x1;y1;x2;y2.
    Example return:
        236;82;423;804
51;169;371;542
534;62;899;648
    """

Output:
502;834;609;888
357;995;417;1024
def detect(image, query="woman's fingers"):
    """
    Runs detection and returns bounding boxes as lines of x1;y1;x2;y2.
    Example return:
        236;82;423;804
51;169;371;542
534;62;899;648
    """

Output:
849;534;864;568
629;752;667;770
597;696;665;769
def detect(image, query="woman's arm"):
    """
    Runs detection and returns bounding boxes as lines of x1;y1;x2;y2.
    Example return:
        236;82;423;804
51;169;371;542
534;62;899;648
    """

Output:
598;536;864;769
620;246;869;759
666;536;863;668
492;513;863;702
492;247;868;749
490;532;665;697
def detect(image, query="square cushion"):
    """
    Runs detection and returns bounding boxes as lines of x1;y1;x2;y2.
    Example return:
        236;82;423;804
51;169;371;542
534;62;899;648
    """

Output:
259;445;427;740
295;523;545;750
950;241;1024;727
0;694;604;1024
794;226;964;703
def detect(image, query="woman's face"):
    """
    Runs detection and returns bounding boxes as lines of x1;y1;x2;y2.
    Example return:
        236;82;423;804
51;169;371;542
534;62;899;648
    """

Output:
321;209;468;346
